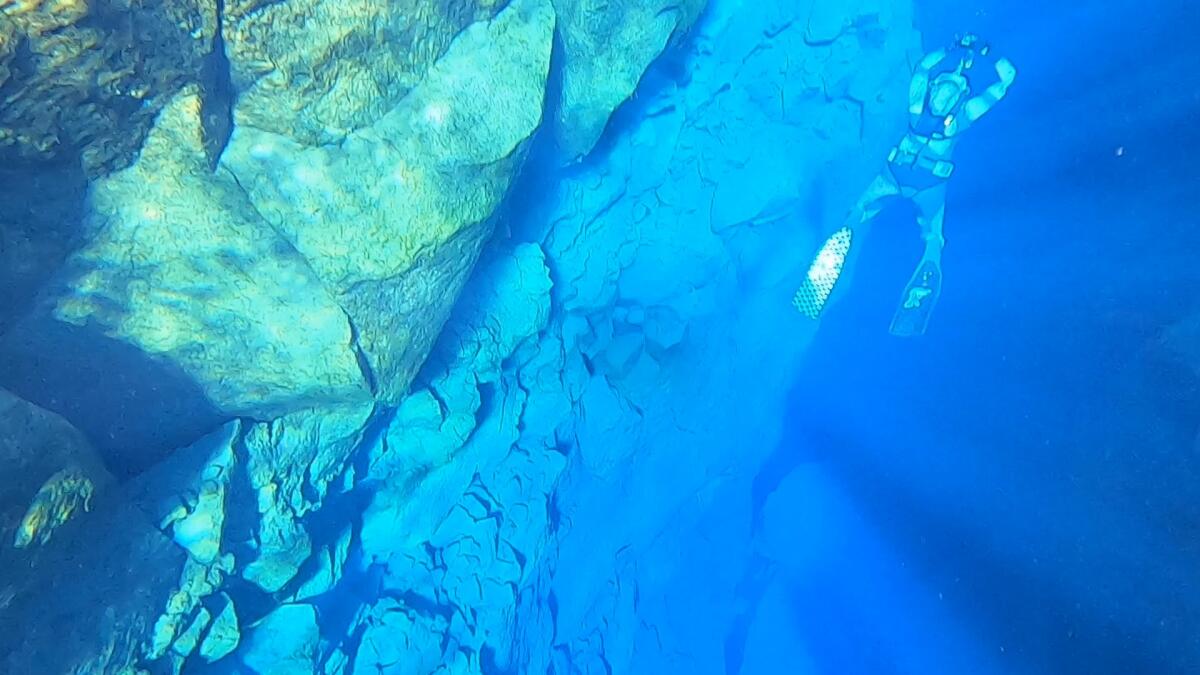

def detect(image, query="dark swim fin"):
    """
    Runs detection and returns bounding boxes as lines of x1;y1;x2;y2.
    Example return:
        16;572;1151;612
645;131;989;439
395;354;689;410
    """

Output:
794;226;854;320
889;258;942;337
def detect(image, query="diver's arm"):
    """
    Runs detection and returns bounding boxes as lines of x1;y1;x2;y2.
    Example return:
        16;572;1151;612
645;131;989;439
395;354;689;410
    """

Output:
962;57;1017;122
909;49;949;115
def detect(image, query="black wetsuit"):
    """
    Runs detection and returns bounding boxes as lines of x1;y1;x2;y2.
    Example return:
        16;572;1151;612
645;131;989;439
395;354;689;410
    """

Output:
886;46;1000;192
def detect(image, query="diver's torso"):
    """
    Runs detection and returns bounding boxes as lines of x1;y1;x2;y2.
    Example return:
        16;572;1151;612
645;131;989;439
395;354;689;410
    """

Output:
887;129;957;191
885;51;986;191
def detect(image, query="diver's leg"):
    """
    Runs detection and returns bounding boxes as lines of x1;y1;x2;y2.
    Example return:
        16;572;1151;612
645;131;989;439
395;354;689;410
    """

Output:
794;174;898;320
916;186;946;264
849;174;897;232
889;186;946;336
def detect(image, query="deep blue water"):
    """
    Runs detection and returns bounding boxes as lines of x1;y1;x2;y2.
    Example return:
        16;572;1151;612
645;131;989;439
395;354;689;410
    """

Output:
761;1;1200;672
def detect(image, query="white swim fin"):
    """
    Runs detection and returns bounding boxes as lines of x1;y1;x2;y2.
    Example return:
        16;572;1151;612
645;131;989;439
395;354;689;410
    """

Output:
793;226;854;320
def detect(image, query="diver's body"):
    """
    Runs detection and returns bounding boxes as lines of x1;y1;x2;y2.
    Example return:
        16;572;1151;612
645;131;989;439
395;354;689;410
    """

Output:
794;34;1017;336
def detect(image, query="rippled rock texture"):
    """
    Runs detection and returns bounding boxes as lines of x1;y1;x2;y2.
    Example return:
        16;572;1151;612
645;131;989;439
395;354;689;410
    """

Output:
0;0;554;461
0;0;920;671
222;0;508;144
0;0;219;174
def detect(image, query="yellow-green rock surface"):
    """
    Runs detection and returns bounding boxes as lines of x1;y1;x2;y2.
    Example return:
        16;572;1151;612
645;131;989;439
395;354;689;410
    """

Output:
56;88;369;419
223;0;507;144
552;0;707;161
0;0;218;174
222;0;555;403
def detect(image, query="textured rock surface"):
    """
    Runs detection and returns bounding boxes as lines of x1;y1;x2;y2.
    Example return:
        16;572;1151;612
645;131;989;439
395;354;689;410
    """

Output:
239;603;321;673
552;0;707;161
0;388;110;550
0;492;187;674
0;0;920;670
0;88;369;463
0;0;220;175
223;0;507;144
335;0;917;671
78;408;375;672
222;0;555;403
236;403;374;592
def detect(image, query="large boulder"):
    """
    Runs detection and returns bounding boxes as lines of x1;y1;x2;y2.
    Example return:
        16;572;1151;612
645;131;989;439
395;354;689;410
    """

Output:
222;0;508;144
0;89;370;465
551;0;707;161
0;388;110;552
0;401;184;675
0;0;222;175
221;0;556;404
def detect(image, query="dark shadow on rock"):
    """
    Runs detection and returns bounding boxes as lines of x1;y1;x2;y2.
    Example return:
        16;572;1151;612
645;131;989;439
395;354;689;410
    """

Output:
0;489;185;674
0;311;228;479
0;161;88;335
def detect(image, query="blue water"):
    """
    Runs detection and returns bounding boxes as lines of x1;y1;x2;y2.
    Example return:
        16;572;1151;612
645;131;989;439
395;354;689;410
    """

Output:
761;1;1200;672
2;0;1198;673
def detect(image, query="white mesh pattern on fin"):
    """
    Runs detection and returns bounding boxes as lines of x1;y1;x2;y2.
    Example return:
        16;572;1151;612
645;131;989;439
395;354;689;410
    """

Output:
793;226;853;319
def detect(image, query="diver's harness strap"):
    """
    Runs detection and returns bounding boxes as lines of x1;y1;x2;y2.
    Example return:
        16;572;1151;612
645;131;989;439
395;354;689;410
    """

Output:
888;144;955;179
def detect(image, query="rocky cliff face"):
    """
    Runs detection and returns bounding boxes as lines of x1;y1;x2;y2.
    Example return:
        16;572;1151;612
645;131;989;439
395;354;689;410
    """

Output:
0;0;219;174
0;0;919;671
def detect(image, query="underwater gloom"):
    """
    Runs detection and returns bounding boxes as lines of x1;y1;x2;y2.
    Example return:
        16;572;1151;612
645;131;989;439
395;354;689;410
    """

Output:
0;0;1197;672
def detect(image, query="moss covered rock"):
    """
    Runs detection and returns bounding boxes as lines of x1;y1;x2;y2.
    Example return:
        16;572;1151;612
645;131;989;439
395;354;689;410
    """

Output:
223;0;508;144
222;0;556;403
0;87;370;460
552;0;707;161
0;0;219;175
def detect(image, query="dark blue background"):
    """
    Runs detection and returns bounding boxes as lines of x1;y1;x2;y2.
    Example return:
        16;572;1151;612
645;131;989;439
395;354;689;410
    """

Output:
771;1;1200;672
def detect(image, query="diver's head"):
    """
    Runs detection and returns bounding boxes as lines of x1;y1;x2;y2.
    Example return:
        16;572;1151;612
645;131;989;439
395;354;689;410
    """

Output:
928;73;968;116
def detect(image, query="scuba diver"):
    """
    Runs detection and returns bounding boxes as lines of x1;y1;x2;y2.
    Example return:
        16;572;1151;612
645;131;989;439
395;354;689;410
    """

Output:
793;34;1017;336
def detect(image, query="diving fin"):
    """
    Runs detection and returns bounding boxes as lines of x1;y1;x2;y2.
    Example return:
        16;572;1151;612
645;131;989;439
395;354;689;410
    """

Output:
889;258;942;337
793;226;854;320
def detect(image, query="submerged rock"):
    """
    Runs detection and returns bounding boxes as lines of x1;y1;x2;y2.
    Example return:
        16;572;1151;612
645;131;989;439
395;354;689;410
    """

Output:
236;403;374;592
199;593;241;662
223;0;507;144
551;0;707;161
239;603;321;674
125;410;374;668
129;421;241;567
0;0;220;175
0;88;370;462
0;388;111;553
0;494;187;674
222;0;555;403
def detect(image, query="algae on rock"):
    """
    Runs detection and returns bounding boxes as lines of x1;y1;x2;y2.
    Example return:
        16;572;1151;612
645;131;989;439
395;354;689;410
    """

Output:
0;0;219;175
223;0;509;144
222;0;556;404
0;87;370;452
552;0;707;161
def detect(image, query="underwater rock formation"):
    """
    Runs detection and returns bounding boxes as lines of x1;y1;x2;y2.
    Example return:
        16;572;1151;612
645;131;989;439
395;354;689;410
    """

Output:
0;441;186;674
551;0;707;161
221;0;555;404
0;88;369;463
222;0;506;144
0;0;220;175
0;388;110;557
235;403;374;592
0;405;379;672
0;0;923;671
337;0;918;671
